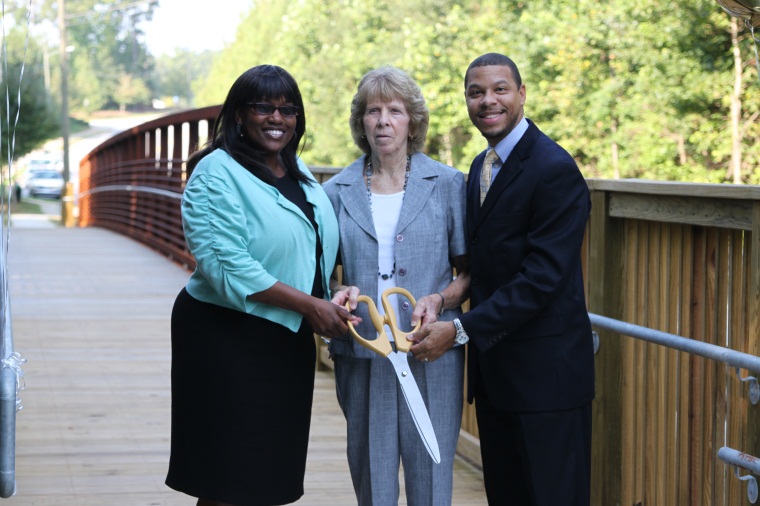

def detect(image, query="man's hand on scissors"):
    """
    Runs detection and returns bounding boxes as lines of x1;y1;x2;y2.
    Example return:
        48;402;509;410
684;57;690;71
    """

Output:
305;298;361;339
408;321;456;363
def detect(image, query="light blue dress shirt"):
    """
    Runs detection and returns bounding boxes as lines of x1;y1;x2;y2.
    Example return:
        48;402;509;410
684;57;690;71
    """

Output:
488;117;530;182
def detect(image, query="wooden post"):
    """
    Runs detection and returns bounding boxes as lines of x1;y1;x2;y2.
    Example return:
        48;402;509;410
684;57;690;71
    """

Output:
588;185;625;505
747;203;760;463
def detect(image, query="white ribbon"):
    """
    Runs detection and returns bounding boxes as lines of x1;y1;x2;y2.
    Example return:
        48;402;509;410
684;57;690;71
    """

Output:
2;352;27;412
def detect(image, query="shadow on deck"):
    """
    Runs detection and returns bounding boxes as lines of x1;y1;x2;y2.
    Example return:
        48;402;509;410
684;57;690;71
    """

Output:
6;225;486;505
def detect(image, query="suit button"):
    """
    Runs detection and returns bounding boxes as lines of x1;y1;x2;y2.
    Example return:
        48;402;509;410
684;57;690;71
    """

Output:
398;268;407;276
401;301;410;310
472;237;479;245
396;234;404;242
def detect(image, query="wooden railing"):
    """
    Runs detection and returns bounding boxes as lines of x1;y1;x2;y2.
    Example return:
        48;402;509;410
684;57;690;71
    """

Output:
78;108;760;505
586;180;760;506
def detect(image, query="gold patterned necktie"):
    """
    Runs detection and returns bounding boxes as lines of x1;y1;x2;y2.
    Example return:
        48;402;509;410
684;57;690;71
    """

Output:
479;148;499;206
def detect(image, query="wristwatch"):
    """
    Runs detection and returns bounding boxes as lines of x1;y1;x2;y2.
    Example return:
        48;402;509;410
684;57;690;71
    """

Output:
453;318;469;345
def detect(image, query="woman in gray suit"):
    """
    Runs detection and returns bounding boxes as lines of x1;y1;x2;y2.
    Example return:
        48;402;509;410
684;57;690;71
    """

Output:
324;66;470;506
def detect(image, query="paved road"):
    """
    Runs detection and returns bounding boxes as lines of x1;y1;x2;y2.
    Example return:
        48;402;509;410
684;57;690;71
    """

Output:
42;113;168;194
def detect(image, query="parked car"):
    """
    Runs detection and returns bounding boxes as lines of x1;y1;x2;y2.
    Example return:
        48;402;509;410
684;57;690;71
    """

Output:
26;170;65;199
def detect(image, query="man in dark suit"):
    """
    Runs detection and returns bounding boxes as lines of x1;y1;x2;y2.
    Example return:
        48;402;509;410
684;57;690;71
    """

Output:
409;53;594;505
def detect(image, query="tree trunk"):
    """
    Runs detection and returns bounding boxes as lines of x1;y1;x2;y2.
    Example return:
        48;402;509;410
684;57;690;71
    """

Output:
730;17;743;184
611;119;620;179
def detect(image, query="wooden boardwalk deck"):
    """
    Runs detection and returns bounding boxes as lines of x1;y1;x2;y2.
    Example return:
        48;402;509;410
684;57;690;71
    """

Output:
5;225;486;505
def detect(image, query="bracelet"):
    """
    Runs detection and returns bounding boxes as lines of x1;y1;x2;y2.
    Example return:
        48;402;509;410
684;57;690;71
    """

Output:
436;292;445;316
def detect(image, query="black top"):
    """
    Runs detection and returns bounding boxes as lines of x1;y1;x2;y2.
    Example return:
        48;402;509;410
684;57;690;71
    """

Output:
273;172;324;299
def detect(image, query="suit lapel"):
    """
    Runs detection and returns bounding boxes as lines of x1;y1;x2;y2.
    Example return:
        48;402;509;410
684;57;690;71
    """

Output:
467;151;485;230
337;158;377;240
477;154;523;221
474;120;539;228
396;153;436;234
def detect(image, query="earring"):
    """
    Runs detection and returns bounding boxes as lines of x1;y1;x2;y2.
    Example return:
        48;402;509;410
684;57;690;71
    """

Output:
236;123;243;138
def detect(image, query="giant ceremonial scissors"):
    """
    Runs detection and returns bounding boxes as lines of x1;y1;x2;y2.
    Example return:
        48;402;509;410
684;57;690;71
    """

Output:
346;287;441;464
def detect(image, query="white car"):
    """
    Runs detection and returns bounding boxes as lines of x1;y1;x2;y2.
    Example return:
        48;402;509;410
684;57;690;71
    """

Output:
26;170;65;199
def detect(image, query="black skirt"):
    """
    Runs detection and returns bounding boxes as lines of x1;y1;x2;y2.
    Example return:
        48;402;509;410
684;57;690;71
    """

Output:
166;288;316;505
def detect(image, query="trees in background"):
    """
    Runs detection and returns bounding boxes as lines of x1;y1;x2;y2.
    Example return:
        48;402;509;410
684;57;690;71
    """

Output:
0;23;60;161
153;48;215;109
3;0;757;181
64;0;157;112
0;0;158;160
191;0;759;183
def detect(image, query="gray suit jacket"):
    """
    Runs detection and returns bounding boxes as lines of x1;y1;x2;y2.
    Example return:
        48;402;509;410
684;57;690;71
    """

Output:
323;152;467;358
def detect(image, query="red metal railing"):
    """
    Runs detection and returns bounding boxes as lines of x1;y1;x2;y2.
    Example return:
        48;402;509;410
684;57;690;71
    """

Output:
78;106;341;270
78;106;221;269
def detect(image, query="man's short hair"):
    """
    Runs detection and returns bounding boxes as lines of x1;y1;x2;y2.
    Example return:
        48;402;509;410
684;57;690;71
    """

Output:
464;53;522;89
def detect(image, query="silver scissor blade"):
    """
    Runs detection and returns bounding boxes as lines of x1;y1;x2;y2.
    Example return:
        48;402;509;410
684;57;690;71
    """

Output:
387;352;441;464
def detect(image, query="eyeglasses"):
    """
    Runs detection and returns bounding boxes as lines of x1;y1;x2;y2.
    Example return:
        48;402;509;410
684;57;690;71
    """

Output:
246;103;300;117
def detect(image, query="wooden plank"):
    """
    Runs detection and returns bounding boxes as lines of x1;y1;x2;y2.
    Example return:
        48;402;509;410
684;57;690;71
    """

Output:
587;178;760;201
588;189;624;505
608;193;753;231
748;203;760;480
701;229;719;506
678;227;693;505
690;227;707;506
620;219;638;506
713;230;731;504
663;224;678;506
634;220;648;504
727;229;748;505
644;222;661;506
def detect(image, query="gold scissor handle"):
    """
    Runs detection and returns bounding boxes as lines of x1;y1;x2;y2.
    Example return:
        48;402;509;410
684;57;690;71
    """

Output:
345;287;421;356
381;287;420;353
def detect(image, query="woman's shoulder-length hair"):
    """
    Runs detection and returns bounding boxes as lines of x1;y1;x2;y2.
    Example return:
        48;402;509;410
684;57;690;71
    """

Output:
349;66;429;156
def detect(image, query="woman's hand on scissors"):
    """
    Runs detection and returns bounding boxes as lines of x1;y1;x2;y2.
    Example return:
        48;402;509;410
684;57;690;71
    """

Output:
408;321;456;363
410;293;441;329
330;284;361;311
305;298;361;338
248;281;359;338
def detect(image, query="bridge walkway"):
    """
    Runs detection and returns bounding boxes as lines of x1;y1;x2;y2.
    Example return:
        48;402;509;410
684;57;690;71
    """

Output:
5;223;486;505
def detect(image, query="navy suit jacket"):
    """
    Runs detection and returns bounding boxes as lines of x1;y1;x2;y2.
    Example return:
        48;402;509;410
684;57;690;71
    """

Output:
460;119;595;412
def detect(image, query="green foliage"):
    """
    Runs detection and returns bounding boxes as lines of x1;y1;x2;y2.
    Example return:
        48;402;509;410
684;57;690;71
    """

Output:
113;74;151;111
0;28;60;161
24;0;756;183
153;49;215;108
39;0;157;112
191;0;760;183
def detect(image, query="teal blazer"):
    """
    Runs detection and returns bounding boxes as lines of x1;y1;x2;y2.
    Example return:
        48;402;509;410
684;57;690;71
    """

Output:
182;149;339;332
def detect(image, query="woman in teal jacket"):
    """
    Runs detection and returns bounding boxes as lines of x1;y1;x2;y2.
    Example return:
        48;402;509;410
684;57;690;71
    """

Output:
166;65;357;506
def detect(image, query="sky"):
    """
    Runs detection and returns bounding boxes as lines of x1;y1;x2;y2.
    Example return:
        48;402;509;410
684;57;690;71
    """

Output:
142;0;252;56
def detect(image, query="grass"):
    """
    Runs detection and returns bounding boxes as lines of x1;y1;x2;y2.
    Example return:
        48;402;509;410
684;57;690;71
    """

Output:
70;117;90;135
1;199;43;215
11;199;43;214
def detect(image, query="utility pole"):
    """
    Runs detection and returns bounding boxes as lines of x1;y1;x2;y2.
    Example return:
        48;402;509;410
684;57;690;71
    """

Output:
58;0;75;227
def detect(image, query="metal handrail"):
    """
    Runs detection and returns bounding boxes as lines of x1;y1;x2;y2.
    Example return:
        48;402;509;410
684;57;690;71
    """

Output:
590;313;760;503
77;185;182;200
718;446;760;503
589;312;760;387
